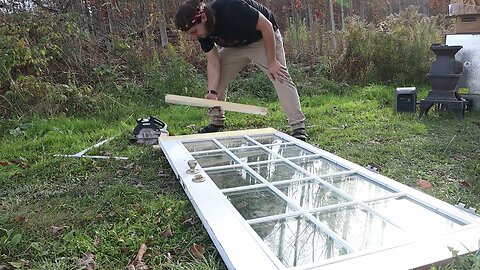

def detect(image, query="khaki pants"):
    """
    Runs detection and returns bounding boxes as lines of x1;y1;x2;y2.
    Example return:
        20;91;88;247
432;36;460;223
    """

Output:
210;30;306;130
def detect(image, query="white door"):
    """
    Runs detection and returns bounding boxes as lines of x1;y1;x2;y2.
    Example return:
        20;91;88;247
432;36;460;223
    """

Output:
159;128;480;270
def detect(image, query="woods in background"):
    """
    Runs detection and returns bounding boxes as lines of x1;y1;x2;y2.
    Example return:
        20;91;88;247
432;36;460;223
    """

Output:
1;0;450;41
0;0;451;118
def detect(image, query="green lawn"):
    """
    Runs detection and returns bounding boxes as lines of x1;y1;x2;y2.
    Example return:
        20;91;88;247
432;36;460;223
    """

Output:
1;84;479;269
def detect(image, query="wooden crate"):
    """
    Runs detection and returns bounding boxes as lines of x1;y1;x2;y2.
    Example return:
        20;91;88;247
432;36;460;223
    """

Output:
455;14;480;33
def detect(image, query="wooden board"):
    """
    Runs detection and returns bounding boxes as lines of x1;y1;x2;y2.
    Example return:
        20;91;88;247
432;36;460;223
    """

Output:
165;94;267;116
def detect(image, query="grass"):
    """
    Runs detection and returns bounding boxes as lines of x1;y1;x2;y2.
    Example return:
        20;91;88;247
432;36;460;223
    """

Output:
1;83;480;269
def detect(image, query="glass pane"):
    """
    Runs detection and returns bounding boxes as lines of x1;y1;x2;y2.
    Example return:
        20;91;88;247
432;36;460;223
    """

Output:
226;187;295;220
325;174;392;200
250;134;286;145
230;147;277;163
208;167;262;189
217;137;255;148
276;180;348;209
292;157;347;176
367;197;463;235
268;144;315;158
183;140;219;152
251;216;349;267
314;206;409;251
192;152;237;168
251;161;309;182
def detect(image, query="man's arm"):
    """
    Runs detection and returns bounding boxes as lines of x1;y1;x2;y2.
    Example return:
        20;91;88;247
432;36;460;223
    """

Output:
256;12;287;82
206;47;221;98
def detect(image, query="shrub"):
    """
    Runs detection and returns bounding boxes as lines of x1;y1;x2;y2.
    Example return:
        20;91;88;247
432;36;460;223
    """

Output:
281;7;448;87
143;47;205;100
333;7;447;85
4;76;99;116
284;17;324;65
228;68;276;101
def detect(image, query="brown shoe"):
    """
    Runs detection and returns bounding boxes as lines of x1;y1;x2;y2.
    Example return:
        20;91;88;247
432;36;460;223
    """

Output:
198;124;224;133
292;128;308;141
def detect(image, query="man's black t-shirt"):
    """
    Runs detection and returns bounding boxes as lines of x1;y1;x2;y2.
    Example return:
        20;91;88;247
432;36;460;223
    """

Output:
199;0;278;53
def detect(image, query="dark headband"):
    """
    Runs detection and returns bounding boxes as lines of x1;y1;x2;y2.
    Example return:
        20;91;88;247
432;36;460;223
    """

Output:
179;10;205;31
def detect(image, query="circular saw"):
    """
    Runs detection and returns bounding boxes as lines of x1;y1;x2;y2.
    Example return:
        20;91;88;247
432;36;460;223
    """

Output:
130;116;168;145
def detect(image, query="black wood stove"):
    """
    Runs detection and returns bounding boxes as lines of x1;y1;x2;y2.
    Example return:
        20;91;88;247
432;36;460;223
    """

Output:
419;44;467;120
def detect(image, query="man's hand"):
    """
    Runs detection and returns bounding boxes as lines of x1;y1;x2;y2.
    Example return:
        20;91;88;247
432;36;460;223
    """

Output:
204;90;220;114
268;60;288;83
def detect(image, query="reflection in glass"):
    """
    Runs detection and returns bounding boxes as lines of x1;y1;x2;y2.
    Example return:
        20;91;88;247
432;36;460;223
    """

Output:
367;197;463;235
314;206;408;251
252;216;349;267
192;152;237;168
268;144;314;158
325;174;392;200
251;161;309;182
208;167;262;189
230;147;276;163
277;180;347;209
292;157;347;176
182;140;219;152
218;137;255;148
226;187;295;220
250;134;286;145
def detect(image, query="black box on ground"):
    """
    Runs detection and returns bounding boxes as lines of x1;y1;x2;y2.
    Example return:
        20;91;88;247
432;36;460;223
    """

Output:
396;87;417;112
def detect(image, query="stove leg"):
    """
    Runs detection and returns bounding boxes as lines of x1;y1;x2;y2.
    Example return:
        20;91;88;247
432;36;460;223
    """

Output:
449;103;465;120
419;100;435;118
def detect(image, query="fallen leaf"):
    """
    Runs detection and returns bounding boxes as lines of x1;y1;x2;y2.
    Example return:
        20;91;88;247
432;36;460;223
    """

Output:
157;171;170;177
135;244;147;261
0;161;9;166
123;163;135;170
15;216;26;223
182;217;198;226
59;162;69;169
8;261;23;268
51;225;68;235
19;163;29;169
147;235;154;243
120;246;130;254
12;172;25;178
165;252;173;263
11;158;23;164
93;236;101;246
134;261;149;270
189;243;205;259
76;253;96;270
161;228;173;238
459;180;471;188
101;150;113;156
135;205;146;213
418;179;432;190
127;244;149;270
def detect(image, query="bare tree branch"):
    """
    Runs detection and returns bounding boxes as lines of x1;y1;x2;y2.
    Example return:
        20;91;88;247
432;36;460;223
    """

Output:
31;0;59;13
